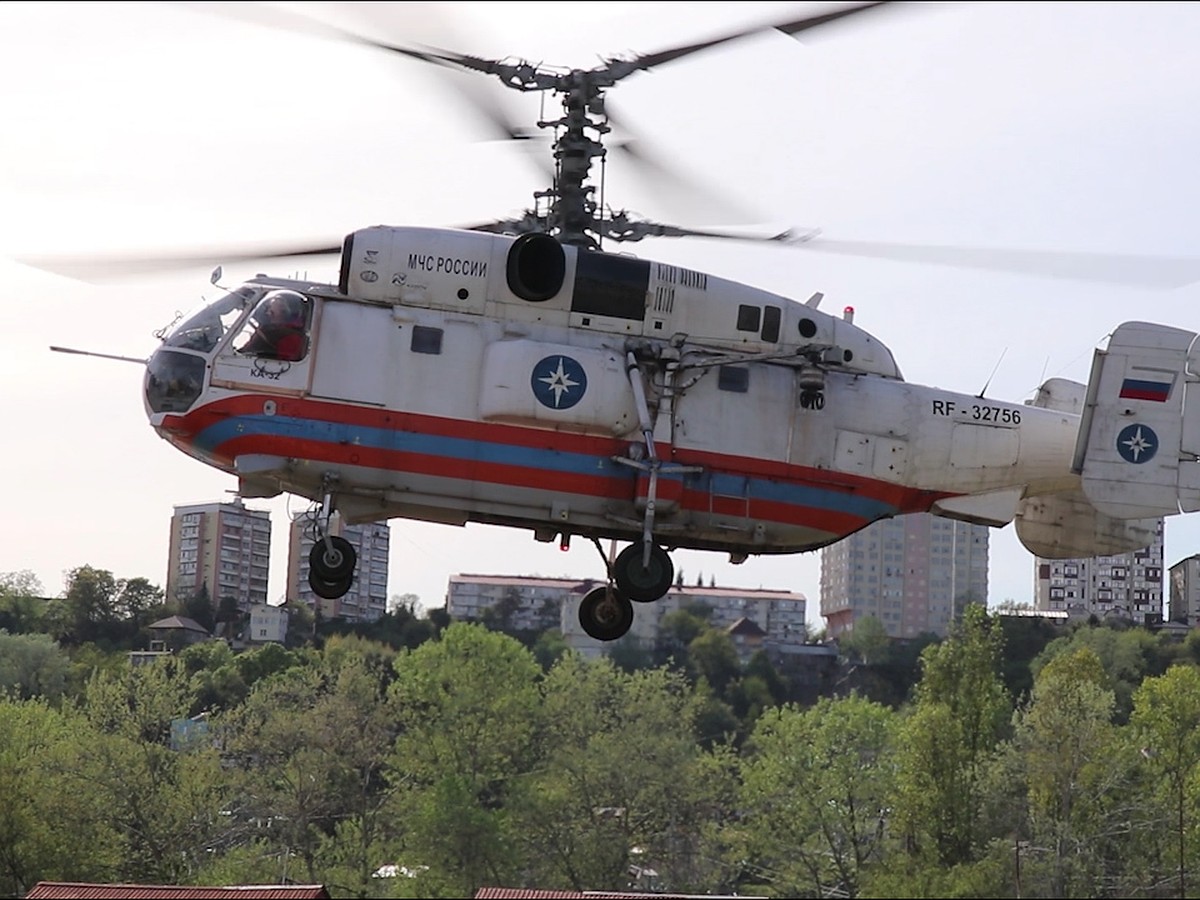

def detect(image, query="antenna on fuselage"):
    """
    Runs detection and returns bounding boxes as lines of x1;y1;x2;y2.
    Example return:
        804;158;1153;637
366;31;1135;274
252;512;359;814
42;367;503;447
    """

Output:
977;347;1008;399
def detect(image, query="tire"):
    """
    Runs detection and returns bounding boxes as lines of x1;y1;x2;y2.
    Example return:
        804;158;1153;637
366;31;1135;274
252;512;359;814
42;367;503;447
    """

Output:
309;569;353;600
578;586;634;641
310;536;356;582
613;542;674;603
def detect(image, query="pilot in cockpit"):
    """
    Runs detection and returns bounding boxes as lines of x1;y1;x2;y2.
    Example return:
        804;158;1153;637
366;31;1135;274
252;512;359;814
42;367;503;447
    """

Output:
237;290;309;361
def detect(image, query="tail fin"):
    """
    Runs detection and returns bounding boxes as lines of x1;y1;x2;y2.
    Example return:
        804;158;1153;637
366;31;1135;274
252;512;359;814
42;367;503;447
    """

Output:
1075;321;1200;518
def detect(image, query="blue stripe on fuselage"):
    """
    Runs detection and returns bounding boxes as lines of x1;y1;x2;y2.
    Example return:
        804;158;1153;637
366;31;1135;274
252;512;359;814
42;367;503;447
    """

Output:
195;413;898;521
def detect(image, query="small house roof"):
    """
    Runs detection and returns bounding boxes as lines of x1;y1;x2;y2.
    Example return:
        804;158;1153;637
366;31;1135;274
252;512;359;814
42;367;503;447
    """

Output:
147;615;211;635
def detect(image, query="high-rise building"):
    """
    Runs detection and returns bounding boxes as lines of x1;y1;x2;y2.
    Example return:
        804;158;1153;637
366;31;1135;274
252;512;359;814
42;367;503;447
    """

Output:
287;512;390;622
819;512;989;639
165;499;272;613
1035;520;1165;624
1169;554;1200;624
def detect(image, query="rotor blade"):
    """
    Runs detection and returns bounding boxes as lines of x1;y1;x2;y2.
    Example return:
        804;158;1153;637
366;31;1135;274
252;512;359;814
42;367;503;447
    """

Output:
605;107;762;226
458;214;547;236
18;242;344;283
782;234;1200;290
173;2;544;147
622;1;893;73
600;216;793;244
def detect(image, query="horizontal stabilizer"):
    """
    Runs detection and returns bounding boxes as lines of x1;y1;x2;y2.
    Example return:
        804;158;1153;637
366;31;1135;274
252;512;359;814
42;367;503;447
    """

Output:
1075;321;1200;519
1015;489;1158;558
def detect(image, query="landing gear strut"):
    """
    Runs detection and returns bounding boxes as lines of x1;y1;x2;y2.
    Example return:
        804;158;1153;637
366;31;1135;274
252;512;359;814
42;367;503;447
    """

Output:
306;478;357;600
574;352;682;641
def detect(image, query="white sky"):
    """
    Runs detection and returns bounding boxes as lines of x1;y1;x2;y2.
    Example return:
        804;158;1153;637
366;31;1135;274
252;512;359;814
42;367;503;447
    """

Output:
3;1;1200;628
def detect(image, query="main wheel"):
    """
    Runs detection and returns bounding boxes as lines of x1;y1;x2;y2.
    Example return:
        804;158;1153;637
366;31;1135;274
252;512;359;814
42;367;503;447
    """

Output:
578;586;634;642
612;542;674;603
309;569;353;600
310;536;356;582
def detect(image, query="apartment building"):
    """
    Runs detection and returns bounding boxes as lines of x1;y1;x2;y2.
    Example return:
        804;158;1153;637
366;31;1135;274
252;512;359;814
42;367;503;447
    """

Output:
1035;519;1164;624
287;512;390;622
820;512;989;639
165;499;272;612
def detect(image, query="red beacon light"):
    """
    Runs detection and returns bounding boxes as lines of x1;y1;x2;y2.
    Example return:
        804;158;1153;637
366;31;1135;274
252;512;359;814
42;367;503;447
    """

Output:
843;305;855;324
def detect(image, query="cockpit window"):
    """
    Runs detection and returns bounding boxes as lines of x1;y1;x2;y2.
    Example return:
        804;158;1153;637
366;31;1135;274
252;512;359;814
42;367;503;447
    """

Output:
164;285;260;353
145;350;206;413
235;290;312;362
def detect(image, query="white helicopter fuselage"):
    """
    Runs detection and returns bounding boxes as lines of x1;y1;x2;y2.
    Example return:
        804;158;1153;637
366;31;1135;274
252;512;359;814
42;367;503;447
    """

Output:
146;225;1099;562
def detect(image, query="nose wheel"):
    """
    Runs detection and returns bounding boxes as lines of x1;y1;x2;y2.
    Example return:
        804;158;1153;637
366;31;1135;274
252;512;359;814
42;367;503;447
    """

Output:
578;585;635;642
304;479;357;600
308;534;356;599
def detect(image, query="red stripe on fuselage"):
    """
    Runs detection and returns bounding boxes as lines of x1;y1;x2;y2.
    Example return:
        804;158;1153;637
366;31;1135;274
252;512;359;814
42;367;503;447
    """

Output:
160;395;956;531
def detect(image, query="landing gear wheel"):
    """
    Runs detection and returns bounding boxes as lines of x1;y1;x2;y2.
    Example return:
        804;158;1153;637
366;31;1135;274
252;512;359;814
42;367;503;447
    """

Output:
310;536;356;582
308;570;354;600
579;586;634;641
613;541;674;603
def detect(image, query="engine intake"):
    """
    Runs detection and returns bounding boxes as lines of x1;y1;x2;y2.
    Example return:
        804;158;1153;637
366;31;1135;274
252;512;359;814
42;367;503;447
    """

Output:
506;233;565;302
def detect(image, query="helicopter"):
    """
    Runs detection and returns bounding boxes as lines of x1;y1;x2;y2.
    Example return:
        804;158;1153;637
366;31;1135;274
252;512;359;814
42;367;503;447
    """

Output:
37;1;1200;641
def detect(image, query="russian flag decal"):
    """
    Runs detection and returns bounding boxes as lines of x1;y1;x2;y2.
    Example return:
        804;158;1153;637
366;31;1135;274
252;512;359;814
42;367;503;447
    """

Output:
1119;377;1172;402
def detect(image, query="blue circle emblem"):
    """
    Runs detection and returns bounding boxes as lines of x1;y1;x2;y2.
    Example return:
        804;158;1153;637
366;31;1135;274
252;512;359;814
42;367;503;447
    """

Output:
1116;423;1158;464
531;355;588;410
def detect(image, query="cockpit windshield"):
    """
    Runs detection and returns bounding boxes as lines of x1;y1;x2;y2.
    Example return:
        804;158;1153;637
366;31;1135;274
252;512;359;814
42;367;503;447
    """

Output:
164;285;262;354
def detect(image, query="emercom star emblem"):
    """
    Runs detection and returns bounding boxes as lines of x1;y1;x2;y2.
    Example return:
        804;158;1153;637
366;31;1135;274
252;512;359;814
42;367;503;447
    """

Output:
531;355;588;410
1116;423;1159;465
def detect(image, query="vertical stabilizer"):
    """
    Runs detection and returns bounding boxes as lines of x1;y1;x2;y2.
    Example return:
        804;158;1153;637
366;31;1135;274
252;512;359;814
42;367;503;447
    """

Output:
1076;321;1200;519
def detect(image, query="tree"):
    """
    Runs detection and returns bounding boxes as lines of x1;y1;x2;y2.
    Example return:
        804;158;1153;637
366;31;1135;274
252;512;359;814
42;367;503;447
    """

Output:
0;570;46;633
0;699;122;896
385;623;542;895
75;661;232;883
532;628;572;670
218;650;402;890
1033;623;1165;723
890;605;1011;868
841;615;890;665
1008;648;1134;898
1131;664;1200;899
115;577;165;621
688;629;740;697
655;608;709;666
49;566;120;645
736;695;896;898
0;631;70;701
514;654;735;893
47;567;165;648
183;585;214;633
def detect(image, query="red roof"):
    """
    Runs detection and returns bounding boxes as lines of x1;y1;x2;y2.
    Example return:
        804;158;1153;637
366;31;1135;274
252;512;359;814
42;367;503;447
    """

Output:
25;884;330;900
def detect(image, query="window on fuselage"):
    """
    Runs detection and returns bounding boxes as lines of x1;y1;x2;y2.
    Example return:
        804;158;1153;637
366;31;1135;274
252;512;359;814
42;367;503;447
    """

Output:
736;304;760;333
763;305;781;342
411;325;443;354
234;290;312;362
718;366;749;393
